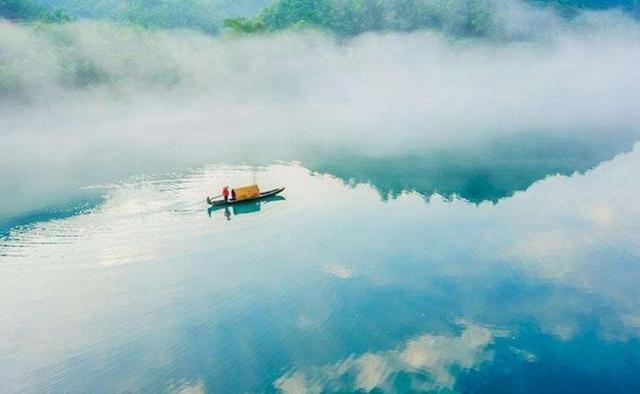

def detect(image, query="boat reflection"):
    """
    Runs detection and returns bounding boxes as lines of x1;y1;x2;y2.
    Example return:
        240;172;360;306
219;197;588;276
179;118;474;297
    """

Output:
207;195;286;220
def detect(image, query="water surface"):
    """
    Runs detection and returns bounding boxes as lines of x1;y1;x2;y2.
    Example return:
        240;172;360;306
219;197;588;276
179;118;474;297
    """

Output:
2;140;640;393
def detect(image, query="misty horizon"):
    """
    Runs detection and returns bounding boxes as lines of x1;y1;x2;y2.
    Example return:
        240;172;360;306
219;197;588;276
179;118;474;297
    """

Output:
2;1;640;393
2;1;640;218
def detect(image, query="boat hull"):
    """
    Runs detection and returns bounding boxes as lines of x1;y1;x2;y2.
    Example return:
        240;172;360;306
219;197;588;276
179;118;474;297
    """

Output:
207;187;285;206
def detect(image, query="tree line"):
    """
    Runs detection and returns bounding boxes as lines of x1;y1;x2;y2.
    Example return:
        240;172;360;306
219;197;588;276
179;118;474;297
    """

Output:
223;0;640;37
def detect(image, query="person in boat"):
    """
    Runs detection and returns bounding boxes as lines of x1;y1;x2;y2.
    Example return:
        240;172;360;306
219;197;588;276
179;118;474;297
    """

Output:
222;186;230;202
231;189;236;200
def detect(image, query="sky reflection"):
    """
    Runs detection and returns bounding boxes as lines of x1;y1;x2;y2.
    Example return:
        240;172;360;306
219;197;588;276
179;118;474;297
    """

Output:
275;321;505;393
1;144;640;393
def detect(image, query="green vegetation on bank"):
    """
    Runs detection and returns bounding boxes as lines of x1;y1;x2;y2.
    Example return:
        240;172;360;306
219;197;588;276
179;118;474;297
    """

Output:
222;0;505;37
35;0;271;33
223;0;640;37
2;0;639;34
1;0;70;22
3;0;271;31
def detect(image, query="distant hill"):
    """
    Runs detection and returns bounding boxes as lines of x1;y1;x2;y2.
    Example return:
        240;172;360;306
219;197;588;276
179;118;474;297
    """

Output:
0;0;70;22
3;0;639;33
223;0;640;37
38;0;272;34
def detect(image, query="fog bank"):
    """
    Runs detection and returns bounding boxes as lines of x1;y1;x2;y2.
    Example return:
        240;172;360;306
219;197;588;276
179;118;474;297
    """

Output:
1;2;640;217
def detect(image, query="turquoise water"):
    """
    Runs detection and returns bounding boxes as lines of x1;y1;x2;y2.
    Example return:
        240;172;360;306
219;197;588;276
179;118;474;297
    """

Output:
2;135;640;393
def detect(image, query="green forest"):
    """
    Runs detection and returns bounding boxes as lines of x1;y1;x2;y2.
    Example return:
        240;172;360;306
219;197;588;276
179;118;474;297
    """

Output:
1;0;269;32
223;0;640;37
2;0;639;37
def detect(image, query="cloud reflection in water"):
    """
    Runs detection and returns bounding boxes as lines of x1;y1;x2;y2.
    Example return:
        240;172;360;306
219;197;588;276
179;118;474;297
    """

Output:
1;145;640;392
275;322;506;393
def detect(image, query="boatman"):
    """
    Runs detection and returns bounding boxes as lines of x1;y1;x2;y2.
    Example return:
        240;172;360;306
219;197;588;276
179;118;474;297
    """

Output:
222;186;230;202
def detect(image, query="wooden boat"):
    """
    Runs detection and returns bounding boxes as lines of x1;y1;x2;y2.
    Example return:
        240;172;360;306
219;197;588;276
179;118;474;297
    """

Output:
207;187;285;206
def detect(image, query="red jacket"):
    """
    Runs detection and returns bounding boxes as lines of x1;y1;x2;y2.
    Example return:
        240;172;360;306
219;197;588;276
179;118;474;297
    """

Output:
222;188;229;197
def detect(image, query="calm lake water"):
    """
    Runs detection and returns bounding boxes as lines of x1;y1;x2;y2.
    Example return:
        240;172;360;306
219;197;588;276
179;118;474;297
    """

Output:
2;133;640;393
